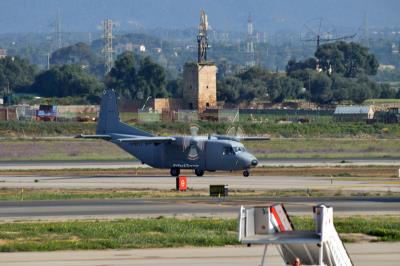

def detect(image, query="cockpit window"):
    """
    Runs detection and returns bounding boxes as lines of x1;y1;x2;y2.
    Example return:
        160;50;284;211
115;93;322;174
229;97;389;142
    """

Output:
233;147;246;153
223;146;235;155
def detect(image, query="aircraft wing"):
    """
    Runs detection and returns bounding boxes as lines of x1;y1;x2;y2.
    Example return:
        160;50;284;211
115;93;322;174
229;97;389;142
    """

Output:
214;135;270;141
117;136;176;144
238;136;271;141
75;134;112;140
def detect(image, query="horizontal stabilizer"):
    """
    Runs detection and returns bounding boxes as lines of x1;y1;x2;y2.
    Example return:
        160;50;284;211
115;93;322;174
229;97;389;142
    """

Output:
117;136;176;144
75;134;111;140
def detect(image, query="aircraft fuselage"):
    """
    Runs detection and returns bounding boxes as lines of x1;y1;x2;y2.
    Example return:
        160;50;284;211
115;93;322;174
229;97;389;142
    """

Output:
112;135;258;172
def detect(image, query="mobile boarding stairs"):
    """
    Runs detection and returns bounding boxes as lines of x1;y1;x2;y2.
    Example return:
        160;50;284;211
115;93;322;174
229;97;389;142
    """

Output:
238;204;353;266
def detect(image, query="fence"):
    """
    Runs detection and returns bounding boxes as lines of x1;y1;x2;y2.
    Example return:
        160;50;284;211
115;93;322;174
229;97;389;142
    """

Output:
177;110;199;122
239;108;334;123
137;110;161;123
218;109;239;122
15;105;36;121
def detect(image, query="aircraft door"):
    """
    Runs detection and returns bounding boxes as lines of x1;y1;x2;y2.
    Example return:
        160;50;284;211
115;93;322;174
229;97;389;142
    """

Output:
153;144;165;167
205;141;237;171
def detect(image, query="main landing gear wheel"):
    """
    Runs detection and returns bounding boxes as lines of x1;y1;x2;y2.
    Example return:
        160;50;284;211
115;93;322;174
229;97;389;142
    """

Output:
195;169;205;177
170;168;180;177
243;170;250;177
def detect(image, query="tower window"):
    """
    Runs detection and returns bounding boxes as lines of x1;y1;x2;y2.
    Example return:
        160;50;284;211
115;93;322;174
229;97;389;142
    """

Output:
206;102;210;107
189;103;193;109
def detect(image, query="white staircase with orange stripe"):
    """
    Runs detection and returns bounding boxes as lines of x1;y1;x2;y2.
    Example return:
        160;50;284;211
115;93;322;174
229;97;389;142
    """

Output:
238;204;353;266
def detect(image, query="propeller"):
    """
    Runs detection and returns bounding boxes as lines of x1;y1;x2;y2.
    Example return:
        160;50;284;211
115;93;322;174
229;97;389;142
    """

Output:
226;126;245;139
184;124;205;160
214;126;270;141
189;124;200;137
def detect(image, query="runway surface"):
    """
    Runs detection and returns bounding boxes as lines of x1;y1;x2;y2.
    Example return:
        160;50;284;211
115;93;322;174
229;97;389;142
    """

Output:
1;174;399;192
1;243;399;266
1;196;399;220
1;157;400;170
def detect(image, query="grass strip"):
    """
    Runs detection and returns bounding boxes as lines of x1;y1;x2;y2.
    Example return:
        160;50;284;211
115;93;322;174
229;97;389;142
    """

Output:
0;216;399;252
1;165;399;178
1;188;399;201
2;138;400;161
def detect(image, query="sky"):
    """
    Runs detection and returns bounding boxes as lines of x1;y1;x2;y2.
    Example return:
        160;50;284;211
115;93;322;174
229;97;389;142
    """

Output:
0;0;399;33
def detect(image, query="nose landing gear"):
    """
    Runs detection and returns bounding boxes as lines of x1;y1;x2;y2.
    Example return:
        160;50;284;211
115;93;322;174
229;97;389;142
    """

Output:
243;170;250;177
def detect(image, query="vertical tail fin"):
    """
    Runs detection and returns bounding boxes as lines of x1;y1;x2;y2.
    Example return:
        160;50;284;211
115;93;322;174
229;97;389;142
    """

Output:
96;90;152;136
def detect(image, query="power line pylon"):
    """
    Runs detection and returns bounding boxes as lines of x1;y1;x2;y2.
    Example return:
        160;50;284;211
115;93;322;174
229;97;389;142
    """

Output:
246;13;256;67
102;19;115;75
361;12;370;48
55;9;62;50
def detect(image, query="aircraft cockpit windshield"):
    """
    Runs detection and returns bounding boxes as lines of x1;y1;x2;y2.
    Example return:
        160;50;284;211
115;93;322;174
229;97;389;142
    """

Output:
223;146;235;155
223;146;246;155
233;146;246;153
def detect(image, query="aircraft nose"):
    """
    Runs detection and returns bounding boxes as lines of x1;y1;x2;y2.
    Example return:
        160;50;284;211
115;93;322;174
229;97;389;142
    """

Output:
251;159;258;166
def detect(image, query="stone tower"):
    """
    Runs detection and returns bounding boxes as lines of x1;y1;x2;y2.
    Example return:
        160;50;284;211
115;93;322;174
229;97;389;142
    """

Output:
182;62;217;112
182;10;217;113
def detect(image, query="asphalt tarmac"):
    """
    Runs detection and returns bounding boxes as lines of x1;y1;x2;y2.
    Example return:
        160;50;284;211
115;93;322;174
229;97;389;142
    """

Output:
1;243;399;266
1;174;399;192
1;157;400;170
1;196;399;220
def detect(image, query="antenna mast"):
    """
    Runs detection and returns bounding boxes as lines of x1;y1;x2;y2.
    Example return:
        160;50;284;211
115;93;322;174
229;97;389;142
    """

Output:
197;10;208;63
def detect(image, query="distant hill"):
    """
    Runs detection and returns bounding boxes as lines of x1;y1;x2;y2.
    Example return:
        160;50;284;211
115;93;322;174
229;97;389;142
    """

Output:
0;0;399;33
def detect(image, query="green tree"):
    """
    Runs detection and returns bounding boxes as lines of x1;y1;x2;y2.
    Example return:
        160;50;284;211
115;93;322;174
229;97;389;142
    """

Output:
0;56;37;93
217;77;242;103
50;42;104;76
238;66;272;82
166;79;182;98
330;74;351;102
137;57;168;99
105;52;138;99
379;84;396;99
30;64;103;101
349;84;371;104
266;76;283;103
286;58;317;76
315;41;379;78
310;72;333;104
105;52;168;100
266;76;303;103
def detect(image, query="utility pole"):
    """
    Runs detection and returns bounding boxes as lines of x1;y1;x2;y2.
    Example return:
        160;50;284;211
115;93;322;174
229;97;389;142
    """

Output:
102;19;115;75
46;52;50;70
88;32;92;45
197;10;209;63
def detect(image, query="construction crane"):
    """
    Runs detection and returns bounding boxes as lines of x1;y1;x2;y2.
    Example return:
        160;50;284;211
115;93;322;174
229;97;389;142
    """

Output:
197;10;209;63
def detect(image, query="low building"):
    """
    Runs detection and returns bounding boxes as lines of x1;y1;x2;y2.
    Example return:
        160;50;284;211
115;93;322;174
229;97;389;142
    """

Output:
0;49;6;59
152;98;182;113
0;107;18;121
378;64;396;71
334;105;374;122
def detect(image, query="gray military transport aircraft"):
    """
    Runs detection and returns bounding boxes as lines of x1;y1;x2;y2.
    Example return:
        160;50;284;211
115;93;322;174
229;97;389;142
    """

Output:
77;90;269;177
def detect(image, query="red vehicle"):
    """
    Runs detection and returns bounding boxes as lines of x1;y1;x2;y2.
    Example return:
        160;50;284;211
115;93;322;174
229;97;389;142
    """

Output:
36;105;57;121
